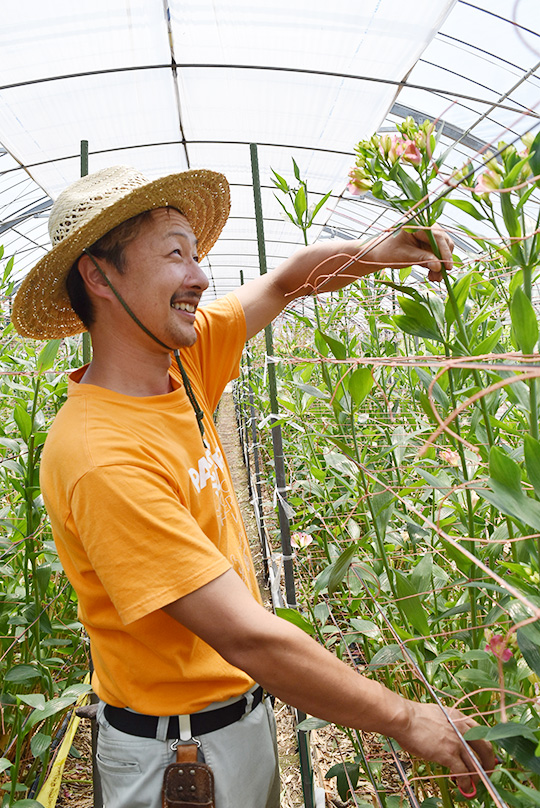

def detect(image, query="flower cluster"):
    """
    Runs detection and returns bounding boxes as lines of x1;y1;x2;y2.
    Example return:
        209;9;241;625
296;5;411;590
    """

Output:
485;631;513;662
347;117;437;196
472;136;534;201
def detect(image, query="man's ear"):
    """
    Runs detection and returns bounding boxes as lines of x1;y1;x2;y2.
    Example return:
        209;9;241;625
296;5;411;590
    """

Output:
77;253;115;301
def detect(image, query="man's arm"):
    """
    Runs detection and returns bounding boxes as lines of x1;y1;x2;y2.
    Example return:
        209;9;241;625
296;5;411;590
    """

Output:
234;227;454;341
162;569;494;793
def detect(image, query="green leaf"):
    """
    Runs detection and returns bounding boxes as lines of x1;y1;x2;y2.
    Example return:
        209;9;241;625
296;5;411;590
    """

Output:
455;668;496;689
4;664;41;684
348;368;373;406
416;367;448;410
62;683;93;699
503;772;540;807
372;488;394;539
445;198;486;221
273;194;297;227
275;608;316;636
517;627;540;676
319;331;347;360
489;446;522;494
294;382;328;401
528;131;540;175
392;315;444;343
394;165;423;201
476;481;540;533
394;571;430;635
511;286;538;354
308;190;332;223
292;158;301;182
27;695;78;729
524;435;540;498
13;404;32;443
410;553;434;596
325;761;360;802
327;543;358;595
18;693;46;710
445;274;471;327
270;169;289;193
12;801;47;808
0;757;11;774
500;188;522;240
348;618;381;639
31;732;51;758
37;339;61;374
486;723;538;744
367;644;403;670
398;296;439;331
296;717;329;731
472;327;502;355
293;184;307;221
499;735;540;775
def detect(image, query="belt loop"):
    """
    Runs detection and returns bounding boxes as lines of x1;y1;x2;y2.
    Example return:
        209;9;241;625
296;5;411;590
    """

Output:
96;700;109;729
179;714;192;742
242;689;254;718
156;715;169;742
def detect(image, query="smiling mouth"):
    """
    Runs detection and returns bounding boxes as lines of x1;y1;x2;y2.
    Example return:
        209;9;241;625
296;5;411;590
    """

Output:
171;301;197;314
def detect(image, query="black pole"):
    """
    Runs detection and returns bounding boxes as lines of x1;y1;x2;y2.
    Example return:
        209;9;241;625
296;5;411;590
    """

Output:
250;142;315;808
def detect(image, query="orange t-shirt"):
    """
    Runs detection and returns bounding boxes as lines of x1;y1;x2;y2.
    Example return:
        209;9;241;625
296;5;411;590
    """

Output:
41;293;260;715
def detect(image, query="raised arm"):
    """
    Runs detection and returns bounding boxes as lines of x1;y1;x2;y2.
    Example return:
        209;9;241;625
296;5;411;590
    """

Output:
234;226;454;340
162;568;494;794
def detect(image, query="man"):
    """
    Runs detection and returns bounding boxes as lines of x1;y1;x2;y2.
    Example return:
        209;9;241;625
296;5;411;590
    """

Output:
12;165;493;808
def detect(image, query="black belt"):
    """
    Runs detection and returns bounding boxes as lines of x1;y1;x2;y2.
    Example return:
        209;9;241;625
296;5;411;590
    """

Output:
104;686;264;739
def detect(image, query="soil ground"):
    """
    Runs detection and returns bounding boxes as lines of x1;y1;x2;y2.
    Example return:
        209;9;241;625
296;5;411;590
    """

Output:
55;389;392;807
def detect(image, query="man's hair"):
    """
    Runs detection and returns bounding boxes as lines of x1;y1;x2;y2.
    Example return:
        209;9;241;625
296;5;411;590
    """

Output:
65;209;157;329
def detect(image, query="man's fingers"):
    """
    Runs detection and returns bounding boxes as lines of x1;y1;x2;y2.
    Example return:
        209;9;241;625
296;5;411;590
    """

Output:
466;737;496;774
412;224;454;275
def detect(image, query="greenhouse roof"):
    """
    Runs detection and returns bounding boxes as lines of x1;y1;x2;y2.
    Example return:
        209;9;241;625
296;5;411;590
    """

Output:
0;0;539;303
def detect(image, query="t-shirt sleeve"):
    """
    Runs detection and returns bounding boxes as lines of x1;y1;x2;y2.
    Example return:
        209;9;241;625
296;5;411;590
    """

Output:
181;292;246;412
70;464;232;625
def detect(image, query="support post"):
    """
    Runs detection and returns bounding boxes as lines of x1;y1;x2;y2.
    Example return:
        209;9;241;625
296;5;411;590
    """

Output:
250;142;315;808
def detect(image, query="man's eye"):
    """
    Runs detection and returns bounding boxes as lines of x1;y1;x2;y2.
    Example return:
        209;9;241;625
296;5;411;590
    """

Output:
193;256;199;264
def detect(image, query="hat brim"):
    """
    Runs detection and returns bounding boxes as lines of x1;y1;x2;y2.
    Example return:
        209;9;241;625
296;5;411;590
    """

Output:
12;169;230;339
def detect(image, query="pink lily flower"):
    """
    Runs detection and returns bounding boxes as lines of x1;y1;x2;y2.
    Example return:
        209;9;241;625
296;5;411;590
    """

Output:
474;169;501;195
486;634;513;662
291;532;313;550
401;140;422;166
440;449;460;467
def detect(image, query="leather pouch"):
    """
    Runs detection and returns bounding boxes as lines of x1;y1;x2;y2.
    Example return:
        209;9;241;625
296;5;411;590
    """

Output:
162;744;215;808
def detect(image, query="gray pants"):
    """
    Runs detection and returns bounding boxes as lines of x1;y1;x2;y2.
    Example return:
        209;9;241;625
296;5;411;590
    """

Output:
95;688;281;808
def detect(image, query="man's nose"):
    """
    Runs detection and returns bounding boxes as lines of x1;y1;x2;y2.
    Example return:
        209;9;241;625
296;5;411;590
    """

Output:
187;259;210;291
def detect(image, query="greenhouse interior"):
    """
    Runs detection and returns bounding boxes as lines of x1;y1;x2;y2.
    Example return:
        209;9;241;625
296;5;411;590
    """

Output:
1;1;540;807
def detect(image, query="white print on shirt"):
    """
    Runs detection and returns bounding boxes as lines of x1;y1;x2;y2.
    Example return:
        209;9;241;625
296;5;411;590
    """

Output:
188;446;225;493
188;444;256;591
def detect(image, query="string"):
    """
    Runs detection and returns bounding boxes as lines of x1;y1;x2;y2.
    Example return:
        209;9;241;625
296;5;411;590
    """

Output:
81;248;206;442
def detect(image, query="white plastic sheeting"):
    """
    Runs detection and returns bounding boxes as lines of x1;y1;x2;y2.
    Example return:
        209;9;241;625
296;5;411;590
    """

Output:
0;0;539;300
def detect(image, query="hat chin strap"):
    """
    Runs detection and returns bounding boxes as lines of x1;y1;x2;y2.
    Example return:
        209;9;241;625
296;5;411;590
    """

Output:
82;249;206;443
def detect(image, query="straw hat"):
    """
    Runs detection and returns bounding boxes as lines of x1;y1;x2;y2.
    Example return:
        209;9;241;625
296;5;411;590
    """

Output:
11;165;231;339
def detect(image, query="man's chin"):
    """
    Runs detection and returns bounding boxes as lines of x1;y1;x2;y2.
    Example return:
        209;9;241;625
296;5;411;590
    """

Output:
171;328;198;350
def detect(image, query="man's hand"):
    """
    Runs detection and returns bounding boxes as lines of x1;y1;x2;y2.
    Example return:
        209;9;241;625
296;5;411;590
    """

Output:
368;223;454;282
162;570;494;794
235;223;455;339
392;700;495;795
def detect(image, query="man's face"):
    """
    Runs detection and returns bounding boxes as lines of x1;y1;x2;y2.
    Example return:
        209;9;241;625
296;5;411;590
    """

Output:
110;208;209;350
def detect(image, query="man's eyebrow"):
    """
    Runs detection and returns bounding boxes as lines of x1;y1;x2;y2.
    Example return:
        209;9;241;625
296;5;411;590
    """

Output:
167;229;198;248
